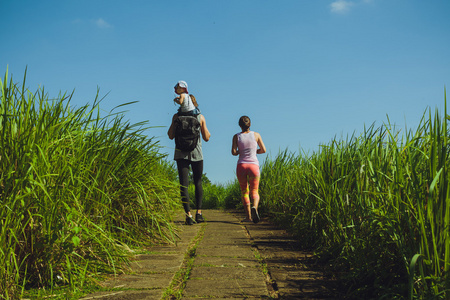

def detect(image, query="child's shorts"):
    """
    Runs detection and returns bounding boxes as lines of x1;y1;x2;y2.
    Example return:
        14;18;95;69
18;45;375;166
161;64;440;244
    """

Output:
178;107;201;116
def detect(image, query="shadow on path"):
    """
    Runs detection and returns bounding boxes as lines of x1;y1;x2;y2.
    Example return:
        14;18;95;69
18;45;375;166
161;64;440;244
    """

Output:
81;209;341;299
228;209;341;299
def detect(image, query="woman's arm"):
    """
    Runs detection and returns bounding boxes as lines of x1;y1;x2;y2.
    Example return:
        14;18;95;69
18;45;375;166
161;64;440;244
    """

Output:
231;134;239;156
255;132;266;154
200;114;211;142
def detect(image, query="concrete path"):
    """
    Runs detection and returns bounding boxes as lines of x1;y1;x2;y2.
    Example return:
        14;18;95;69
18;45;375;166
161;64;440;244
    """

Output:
82;209;336;299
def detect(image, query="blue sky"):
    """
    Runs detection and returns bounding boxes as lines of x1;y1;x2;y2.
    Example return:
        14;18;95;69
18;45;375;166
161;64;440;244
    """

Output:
1;0;449;184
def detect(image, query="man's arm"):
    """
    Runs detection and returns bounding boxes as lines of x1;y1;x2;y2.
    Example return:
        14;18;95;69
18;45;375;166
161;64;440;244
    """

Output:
167;114;178;140
200;115;211;141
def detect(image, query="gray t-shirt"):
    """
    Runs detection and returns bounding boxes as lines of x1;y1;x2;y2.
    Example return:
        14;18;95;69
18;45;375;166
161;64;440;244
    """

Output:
174;114;203;161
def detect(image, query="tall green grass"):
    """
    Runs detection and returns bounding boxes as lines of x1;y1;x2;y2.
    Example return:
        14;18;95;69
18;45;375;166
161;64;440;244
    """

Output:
0;69;180;299
258;94;449;298
186;174;231;209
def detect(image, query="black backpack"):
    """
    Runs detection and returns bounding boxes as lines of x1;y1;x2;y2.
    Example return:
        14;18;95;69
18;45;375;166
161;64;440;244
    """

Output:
174;116;201;152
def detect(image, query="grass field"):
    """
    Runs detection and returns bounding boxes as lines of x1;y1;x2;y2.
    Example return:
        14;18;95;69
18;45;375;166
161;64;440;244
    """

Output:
252;91;449;299
1;68;448;299
0;69;181;299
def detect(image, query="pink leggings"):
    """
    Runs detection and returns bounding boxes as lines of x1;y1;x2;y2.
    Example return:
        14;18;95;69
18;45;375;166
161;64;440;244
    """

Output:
236;164;260;205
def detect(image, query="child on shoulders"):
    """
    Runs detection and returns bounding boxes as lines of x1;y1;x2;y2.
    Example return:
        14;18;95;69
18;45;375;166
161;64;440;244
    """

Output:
173;81;201;116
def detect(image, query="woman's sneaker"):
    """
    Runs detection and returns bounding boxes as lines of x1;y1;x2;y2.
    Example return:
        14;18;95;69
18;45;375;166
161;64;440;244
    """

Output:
185;215;195;225
251;207;260;224
195;213;204;223
241;218;253;223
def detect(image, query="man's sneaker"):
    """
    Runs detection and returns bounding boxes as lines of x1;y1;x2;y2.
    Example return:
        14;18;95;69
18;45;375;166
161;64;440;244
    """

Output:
185;215;195;225
251;207;260;224
195;213;204;223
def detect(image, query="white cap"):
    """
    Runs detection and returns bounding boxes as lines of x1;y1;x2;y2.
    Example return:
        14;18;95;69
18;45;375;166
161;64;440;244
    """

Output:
176;80;188;90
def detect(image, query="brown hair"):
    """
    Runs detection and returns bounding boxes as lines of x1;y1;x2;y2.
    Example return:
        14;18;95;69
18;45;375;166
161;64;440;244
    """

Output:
239;116;251;131
190;94;198;107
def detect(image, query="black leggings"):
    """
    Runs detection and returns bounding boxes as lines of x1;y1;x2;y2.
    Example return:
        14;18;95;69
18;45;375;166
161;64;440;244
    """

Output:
176;159;203;214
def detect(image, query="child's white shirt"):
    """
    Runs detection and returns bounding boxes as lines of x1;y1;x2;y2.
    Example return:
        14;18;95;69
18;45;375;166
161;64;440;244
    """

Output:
179;93;196;112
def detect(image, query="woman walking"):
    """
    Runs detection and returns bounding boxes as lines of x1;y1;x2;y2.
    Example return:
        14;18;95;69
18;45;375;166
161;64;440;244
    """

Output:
168;97;211;225
231;116;266;223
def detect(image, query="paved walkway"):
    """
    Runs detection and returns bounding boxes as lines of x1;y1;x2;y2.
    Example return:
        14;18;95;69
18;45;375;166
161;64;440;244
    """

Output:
82;210;336;299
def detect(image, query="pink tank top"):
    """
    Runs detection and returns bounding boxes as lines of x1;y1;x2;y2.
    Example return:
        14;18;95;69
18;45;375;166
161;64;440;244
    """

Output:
237;131;259;166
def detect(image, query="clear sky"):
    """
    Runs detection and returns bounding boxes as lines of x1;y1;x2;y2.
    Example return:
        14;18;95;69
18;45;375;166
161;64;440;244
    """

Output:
1;0;449;184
